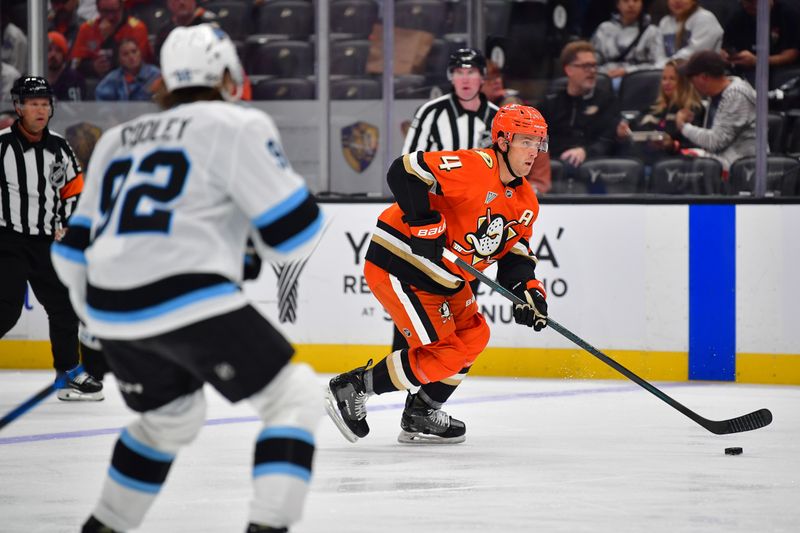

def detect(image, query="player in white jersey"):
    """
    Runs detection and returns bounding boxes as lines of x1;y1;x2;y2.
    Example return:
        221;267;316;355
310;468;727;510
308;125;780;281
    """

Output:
52;24;323;533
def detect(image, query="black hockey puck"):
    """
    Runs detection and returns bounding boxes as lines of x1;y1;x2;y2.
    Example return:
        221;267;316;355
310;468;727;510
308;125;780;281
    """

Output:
725;447;743;455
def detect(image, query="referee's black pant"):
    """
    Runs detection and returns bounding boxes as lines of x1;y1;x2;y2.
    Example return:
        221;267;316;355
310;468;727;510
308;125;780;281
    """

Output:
0;228;80;372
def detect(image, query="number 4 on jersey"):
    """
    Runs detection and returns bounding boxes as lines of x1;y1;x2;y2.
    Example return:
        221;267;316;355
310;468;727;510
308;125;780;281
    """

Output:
438;155;462;171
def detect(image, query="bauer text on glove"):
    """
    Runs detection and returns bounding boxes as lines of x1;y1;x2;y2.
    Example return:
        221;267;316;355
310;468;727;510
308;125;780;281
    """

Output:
405;211;447;262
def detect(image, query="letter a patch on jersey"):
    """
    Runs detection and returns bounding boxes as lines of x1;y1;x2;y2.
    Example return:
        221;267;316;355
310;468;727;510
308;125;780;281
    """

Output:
485;191;498;204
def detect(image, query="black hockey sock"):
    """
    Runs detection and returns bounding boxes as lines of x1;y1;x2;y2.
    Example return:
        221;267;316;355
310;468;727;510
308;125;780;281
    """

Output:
367;357;395;394
110;429;174;495
418;365;471;407
369;349;423;394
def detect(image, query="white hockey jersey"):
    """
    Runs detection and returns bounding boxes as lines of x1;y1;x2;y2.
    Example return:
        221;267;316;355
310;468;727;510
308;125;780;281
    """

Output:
52;101;323;340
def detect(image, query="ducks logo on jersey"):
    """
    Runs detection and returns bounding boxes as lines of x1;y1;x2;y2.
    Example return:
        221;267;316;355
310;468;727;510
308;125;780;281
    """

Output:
454;207;519;264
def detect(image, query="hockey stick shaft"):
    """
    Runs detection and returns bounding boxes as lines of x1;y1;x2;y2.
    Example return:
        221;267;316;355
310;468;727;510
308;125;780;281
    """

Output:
0;369;73;432
442;249;772;434
0;382;58;431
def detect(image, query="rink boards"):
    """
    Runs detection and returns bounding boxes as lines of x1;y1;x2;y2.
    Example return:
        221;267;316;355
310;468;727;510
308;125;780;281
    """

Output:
2;202;798;384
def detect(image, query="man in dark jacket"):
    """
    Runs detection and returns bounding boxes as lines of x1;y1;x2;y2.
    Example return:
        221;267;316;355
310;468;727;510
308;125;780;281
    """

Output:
537;40;618;188
722;0;800;86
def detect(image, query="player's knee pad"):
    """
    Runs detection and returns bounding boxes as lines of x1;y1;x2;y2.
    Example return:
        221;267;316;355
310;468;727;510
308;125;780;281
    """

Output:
129;389;208;454
248;363;321;432
412;334;470;382
458;312;490;365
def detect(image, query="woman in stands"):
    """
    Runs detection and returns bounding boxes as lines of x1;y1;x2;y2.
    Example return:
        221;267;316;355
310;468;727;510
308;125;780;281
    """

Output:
658;0;723;63
591;0;665;85
616;59;705;163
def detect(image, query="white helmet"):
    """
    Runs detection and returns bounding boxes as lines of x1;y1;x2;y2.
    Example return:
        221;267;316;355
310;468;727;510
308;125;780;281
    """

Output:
160;24;245;101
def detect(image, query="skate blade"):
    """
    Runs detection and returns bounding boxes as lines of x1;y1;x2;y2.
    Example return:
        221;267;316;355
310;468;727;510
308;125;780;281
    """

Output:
56;389;104;402
324;387;359;443
397;430;466;445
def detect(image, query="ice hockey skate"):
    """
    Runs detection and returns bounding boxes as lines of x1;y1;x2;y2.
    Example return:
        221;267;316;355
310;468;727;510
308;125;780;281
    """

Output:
81;515;117;532
246;524;287;532
325;360;372;442
398;392;466;444
56;366;104;401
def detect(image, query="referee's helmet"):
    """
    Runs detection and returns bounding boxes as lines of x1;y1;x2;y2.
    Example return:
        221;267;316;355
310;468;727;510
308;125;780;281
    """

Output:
11;76;54;103
160;24;245;101
447;48;487;80
11;76;55;118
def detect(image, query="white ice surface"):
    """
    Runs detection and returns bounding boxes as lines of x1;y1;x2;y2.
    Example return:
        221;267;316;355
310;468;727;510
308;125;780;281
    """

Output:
1;371;798;533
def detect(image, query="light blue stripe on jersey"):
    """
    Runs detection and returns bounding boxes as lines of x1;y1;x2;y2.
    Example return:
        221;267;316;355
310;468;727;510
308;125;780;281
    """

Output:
51;242;86;265
252;186;309;228
68;215;92;228
257;426;315;446
86;282;238;323
120;429;175;462
108;466;162;494
253;462;311;483
274;211;323;253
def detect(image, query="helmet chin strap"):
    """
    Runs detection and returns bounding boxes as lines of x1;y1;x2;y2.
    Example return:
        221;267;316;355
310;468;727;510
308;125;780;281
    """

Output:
498;141;523;180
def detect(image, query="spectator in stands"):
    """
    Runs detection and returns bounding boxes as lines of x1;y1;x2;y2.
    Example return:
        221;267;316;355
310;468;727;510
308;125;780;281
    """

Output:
49;0;87;49
78;0;99;21
95;38;160;101
722;0;800;86
48;32;87;102
2;19;28;76
676;50;756;170
70;0;153;79
1;63;21;104
154;0;218;61
481;60;523;107
538;41;618;183
617;59;704;164
591;0;665;85
659;0;723;64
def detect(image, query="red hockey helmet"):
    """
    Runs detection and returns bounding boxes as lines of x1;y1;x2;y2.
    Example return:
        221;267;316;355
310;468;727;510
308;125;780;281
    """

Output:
491;104;548;149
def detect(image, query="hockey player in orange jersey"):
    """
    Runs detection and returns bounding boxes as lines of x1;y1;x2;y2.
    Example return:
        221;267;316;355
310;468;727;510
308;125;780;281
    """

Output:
326;104;550;444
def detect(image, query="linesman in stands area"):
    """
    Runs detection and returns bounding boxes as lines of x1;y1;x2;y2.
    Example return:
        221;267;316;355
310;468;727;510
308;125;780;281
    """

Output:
0;76;103;401
403;47;499;154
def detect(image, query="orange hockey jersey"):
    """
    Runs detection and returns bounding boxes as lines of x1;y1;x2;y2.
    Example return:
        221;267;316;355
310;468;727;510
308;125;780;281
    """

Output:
366;148;540;295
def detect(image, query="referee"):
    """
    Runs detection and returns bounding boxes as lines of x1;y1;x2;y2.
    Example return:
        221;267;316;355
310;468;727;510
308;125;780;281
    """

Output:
0;76;103;401
395;48;498;352
402;48;499;154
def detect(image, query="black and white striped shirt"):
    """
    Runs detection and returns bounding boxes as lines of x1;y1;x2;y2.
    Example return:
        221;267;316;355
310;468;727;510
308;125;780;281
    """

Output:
0;123;83;237
402;92;498;154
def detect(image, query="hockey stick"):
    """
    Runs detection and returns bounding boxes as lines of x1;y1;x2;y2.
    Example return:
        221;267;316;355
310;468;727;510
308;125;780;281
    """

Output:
442;249;773;435
0;367;76;432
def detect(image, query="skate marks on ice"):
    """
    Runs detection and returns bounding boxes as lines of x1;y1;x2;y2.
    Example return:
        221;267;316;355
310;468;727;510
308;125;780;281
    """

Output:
0;372;798;533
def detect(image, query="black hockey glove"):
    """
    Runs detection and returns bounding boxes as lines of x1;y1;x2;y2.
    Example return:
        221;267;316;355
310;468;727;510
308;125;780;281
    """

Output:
406;211;447;262
511;279;548;331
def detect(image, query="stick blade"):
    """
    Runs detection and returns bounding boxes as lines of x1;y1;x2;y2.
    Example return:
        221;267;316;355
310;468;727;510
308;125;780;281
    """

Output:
706;408;773;435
